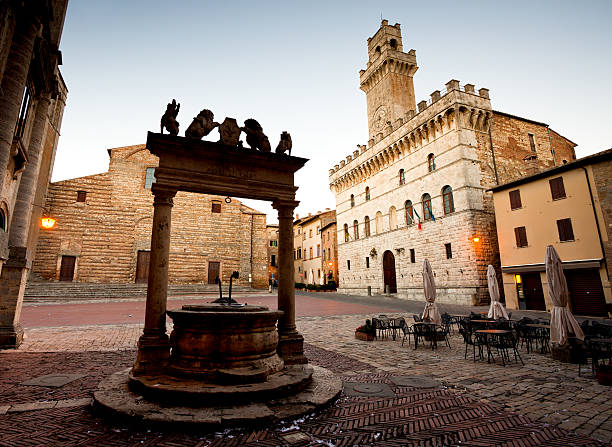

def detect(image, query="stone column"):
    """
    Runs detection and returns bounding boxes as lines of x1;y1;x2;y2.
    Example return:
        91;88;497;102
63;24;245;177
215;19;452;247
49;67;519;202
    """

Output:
10;93;51;247
0;14;40;196
273;200;307;365
0;246;28;348
132;187;176;375
0;94;51;349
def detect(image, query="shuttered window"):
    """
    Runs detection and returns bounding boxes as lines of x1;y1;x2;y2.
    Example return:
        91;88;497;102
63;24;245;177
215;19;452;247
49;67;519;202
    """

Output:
557;218;575;241
211;201;221;213
514;226;528;248
76;191;87;202
509;190;522;210
549;177;566;200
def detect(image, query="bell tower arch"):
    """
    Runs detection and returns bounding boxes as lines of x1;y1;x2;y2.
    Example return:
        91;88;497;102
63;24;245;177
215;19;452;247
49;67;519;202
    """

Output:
359;20;418;140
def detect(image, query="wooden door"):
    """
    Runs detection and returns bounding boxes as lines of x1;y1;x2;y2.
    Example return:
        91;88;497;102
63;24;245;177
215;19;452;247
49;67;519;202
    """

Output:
208;261;220;284
59;256;76;282
135;250;150;284
522;273;546;310
382;250;397;293
566;268;607;317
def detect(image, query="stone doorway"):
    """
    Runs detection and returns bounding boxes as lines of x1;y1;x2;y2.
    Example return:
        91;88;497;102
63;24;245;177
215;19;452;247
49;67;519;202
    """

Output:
59;255;76;282
522;272;546;310
135;250;150;283
207;261;220;284
382;250;397;293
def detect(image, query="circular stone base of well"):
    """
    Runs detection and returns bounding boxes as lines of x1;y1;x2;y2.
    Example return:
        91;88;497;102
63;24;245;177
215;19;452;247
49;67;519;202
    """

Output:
129;364;314;405
94;365;341;428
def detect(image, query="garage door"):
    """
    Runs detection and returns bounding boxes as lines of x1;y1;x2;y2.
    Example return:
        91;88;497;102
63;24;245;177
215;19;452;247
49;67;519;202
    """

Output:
565;268;607;317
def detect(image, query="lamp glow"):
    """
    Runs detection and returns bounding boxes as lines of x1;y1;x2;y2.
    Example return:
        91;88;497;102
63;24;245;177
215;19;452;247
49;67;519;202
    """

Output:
514;274;522;285
472;237;480;243
41;216;56;229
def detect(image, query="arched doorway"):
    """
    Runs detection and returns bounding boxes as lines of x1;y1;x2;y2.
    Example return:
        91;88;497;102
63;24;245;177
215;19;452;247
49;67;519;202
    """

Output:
382;250;397;293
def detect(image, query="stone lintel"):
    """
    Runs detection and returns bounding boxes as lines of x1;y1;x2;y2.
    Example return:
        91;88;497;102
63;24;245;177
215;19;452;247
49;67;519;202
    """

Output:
146;132;308;202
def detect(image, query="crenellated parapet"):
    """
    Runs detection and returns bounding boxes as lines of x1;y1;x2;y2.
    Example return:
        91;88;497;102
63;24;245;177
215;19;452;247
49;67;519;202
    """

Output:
329;80;492;192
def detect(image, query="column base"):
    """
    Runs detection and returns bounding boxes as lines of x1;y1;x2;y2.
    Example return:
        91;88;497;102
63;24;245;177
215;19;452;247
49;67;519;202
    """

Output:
278;330;308;365
132;333;170;375
0;323;24;349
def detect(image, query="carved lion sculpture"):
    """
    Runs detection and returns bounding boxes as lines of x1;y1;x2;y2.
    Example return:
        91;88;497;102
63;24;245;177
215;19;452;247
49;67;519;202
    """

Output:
160;99;180;136
241;118;271;152
185;109;219;140
275;131;292;155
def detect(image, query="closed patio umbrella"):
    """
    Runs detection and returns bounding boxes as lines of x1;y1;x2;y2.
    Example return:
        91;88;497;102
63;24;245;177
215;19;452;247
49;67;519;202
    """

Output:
546;245;584;345
422;259;441;325
486;265;509;320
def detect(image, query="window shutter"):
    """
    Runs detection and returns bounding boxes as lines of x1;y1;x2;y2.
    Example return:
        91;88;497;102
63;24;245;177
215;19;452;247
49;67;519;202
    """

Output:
515;226;528;247
550;177;566;200
557;218;574;241
509;190;522;210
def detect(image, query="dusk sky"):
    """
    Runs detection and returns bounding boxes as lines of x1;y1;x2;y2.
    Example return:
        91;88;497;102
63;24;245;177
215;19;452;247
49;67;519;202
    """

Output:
54;1;612;222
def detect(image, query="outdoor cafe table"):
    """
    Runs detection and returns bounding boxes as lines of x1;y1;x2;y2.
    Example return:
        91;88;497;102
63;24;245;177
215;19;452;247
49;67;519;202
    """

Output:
412;321;437;350
476;329;511;363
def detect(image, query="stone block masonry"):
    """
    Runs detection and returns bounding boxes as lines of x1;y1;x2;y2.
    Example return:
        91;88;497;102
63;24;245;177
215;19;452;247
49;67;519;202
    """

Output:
31;145;268;288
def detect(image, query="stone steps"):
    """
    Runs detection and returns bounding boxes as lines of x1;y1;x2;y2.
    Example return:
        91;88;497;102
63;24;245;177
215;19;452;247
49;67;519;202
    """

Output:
23;281;257;303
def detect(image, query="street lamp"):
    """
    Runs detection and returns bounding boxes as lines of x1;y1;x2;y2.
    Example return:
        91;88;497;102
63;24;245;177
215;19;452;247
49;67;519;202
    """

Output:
33;203;56;230
41;216;56;229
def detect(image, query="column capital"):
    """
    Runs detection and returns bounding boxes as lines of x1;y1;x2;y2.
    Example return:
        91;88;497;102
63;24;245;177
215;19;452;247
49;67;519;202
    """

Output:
272;199;299;215
151;187;176;206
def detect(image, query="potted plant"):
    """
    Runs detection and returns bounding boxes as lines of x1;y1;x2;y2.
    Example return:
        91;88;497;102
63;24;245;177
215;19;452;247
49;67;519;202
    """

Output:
355;319;375;341
595;363;612;386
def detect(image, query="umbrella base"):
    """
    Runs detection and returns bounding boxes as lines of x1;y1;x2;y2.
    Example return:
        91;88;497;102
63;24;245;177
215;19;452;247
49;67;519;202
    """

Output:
551;338;584;364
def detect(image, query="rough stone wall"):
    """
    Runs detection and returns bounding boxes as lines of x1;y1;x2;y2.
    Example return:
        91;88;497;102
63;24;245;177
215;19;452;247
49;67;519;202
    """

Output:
590;159;612;283
489;113;576;184
31;145;268;287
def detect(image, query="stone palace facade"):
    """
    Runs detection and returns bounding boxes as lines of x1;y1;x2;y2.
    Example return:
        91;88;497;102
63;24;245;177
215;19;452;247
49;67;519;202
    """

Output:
32;144;269;288
329;20;576;305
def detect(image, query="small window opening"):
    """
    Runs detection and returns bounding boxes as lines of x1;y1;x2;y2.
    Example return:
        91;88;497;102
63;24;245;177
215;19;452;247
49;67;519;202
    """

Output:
445;243;452;259
211;200;222;213
76;191;87;203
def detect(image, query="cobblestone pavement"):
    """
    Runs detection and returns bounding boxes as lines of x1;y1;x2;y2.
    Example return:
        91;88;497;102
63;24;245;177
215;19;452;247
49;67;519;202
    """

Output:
0;314;610;446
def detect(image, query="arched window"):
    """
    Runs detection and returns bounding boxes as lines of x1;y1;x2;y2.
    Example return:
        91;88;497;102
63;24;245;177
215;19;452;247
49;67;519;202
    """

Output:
404;200;413;225
353;220;359;240
365;186;370;201
427;153;436;172
389;206;397;230
0;208;5;231
350;194;355;208
375;211;383;234
364;216;371;237
442;185;455;214
343;223;349;242
399;169;405;185
422;193;433;221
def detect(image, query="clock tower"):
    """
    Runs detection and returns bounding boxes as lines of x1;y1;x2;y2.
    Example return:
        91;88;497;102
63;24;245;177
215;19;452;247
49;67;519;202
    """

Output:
360;20;418;140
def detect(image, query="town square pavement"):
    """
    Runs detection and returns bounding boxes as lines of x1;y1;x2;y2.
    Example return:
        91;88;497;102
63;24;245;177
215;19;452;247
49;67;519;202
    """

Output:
0;290;610;446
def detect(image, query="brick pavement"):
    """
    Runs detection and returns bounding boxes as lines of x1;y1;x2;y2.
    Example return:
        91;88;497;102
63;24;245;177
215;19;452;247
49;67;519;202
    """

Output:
0;314;610;446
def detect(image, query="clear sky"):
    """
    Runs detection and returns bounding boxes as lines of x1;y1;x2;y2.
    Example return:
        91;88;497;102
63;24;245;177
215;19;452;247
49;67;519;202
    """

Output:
54;0;612;222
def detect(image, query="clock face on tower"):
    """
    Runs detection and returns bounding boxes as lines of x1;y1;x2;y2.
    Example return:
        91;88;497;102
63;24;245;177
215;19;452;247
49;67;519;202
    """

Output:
372;106;387;132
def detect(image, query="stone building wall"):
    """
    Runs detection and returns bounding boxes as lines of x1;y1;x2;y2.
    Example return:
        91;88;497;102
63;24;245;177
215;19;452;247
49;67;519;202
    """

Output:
31;144;268;288
321;221;338;284
590;158;612;284
266;225;278;281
